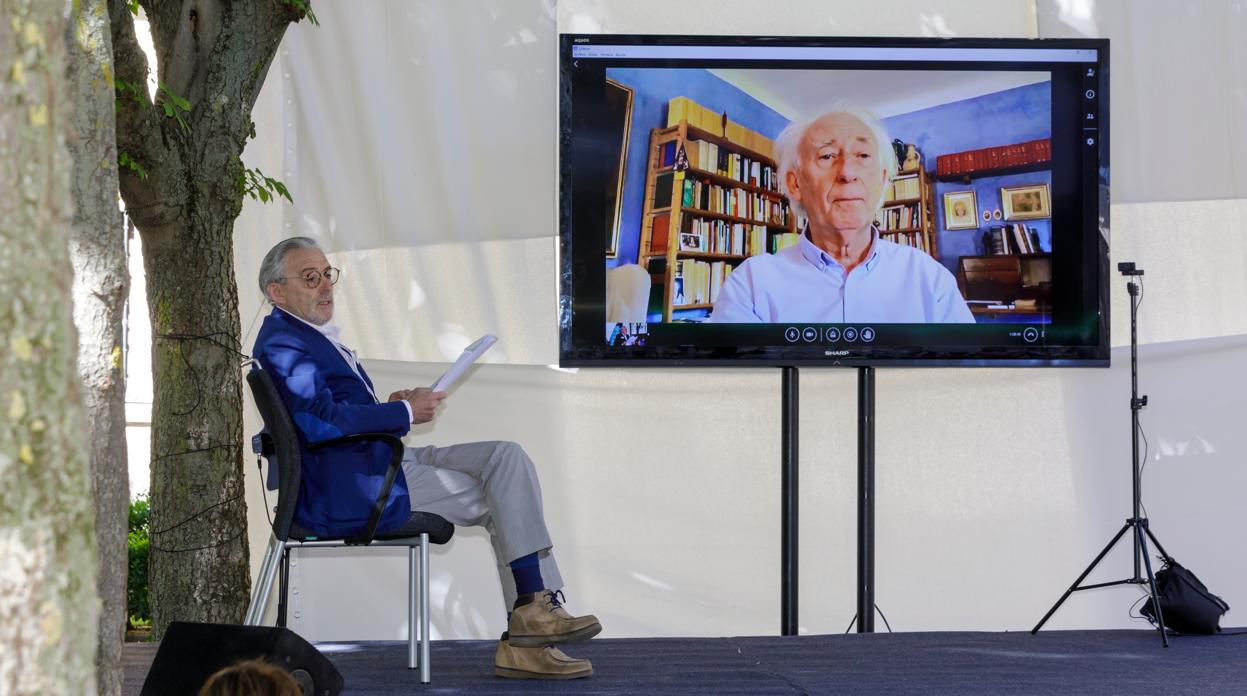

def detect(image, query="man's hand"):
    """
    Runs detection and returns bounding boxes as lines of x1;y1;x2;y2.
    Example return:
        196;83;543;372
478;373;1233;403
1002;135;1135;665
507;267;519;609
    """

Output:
387;389;412;403
404;387;446;424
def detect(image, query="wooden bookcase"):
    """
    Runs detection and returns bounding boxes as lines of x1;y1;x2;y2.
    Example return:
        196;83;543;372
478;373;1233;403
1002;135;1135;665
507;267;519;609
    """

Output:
875;165;939;260
638;120;795;322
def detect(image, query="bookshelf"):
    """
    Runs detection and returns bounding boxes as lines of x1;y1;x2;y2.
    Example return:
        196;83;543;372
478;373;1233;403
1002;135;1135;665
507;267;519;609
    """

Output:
638;119;795;321
875;165;938;259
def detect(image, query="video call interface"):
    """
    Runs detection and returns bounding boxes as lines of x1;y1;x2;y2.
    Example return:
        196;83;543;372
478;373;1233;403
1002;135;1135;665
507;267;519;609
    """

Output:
562;37;1107;362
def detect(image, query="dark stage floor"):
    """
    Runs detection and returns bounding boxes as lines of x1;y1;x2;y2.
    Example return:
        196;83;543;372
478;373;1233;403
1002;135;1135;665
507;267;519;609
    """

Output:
124;629;1247;695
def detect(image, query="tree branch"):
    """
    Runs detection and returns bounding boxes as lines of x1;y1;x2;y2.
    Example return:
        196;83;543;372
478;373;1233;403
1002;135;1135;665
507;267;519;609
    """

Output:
108;0;183;233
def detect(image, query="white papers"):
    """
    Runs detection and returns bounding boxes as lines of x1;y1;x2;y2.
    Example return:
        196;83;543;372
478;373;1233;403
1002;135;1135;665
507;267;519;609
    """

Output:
430;334;497;392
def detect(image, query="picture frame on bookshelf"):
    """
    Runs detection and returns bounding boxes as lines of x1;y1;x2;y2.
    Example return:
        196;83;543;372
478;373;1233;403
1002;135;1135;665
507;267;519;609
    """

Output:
1001;183;1051;221
943;190;978;229
679;232;703;251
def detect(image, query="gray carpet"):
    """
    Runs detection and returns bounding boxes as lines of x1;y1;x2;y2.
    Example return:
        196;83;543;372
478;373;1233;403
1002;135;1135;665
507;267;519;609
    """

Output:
124;629;1247;695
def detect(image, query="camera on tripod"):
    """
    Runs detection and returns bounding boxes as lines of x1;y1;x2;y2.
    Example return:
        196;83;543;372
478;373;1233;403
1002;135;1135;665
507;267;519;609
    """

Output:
1117;262;1144;276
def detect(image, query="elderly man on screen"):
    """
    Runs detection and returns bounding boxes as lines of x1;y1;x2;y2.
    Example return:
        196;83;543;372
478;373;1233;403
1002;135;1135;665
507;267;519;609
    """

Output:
708;105;974;323
252;237;601;680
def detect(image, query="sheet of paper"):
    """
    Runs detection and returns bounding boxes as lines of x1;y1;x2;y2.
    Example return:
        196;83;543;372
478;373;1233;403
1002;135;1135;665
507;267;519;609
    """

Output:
430;334;497;392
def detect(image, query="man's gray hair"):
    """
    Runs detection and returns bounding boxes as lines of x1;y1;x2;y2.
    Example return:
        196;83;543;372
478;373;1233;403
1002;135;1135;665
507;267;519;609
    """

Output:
773;101;897;221
259;236;321;302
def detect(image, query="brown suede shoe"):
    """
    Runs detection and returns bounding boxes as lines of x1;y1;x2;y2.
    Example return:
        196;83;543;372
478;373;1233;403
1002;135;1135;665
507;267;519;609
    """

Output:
507;590;603;647
494;632;593;680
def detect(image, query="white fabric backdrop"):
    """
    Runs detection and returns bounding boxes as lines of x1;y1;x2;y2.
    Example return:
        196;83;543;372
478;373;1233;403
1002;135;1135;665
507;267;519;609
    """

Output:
232;0;1247;641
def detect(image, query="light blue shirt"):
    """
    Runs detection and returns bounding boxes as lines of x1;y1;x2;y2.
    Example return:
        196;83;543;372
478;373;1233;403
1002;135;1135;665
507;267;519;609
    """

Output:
707;230;975;323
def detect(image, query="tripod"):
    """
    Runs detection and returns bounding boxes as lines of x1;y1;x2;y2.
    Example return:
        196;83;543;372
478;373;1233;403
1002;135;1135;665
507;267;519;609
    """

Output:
1031;262;1174;647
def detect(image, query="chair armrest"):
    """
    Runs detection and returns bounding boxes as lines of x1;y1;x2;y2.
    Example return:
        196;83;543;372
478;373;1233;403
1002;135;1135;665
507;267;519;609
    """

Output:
308;432;405;545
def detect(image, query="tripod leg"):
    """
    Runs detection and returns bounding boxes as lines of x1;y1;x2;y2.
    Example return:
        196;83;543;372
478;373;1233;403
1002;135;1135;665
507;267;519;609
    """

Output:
1136;525;1169;647
1143;526;1172;563
1032;522;1132;634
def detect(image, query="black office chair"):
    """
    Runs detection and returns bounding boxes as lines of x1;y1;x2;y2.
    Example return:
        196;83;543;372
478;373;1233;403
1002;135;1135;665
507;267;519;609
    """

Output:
243;367;453;683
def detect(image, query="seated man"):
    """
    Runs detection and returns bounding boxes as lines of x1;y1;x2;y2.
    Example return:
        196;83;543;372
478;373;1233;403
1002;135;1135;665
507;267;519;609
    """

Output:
252;237;600;680
708;104;974;324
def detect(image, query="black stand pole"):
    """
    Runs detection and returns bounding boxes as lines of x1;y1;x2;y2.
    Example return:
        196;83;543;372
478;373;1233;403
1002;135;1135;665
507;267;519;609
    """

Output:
857;367;875;632
781;367;799;636
1031;264;1172;646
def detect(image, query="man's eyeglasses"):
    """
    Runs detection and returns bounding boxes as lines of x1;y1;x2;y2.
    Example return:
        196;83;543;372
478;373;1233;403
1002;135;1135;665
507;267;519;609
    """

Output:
278;267;341;288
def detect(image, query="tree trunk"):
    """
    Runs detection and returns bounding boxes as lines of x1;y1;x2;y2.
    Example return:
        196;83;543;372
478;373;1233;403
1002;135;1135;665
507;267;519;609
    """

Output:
65;1;129;693
106;0;308;638
142;222;251;634
0;2;100;693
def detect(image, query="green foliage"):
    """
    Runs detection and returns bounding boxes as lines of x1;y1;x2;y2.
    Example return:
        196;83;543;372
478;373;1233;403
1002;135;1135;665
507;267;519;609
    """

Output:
118;150;147;180
127;0;139;15
114;77;146;111
156;81;191;133
281;0;319;26
127;495;151;625
239;165;293;204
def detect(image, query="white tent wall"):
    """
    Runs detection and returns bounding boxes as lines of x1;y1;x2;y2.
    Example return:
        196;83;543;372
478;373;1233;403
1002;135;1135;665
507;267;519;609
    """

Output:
229;0;1247;640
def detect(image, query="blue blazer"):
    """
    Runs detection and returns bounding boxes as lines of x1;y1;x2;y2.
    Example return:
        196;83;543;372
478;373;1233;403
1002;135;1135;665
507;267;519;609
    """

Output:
253;308;412;537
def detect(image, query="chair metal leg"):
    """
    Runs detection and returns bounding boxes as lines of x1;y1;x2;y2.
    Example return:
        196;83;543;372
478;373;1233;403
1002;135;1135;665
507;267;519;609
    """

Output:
276;546;291;628
245;535;284;625
408;545;418;671
420;533;431;684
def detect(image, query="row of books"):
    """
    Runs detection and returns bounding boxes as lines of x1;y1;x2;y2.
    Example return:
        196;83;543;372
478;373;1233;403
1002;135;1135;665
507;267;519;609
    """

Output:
882;230;931;254
883;175;922;201
681;177;789;225
875;203;922;232
666;96;775;159
678;219;769;256
936;139;1051;177
673;259;734;306
667;139;780;191
983;224;1043;255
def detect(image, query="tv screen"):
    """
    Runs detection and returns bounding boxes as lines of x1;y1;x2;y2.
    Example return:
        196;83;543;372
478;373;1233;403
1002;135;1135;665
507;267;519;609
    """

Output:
559;35;1109;367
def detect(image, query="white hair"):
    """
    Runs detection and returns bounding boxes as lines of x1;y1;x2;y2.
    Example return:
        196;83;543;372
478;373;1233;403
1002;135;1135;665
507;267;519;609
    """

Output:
774;101;898;222
258;236;321;302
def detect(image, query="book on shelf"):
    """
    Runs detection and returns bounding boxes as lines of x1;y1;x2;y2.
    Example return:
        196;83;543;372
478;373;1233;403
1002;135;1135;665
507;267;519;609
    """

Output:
982;224;1041;255
936;138;1052;177
653;172;674;209
648;212;671;254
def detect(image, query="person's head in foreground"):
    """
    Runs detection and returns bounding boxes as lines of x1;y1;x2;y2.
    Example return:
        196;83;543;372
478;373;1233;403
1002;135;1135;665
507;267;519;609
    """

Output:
197;658;302;696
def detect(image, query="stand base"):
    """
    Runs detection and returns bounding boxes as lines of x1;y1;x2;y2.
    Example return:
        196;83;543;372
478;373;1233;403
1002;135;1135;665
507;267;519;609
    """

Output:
1032;517;1173;647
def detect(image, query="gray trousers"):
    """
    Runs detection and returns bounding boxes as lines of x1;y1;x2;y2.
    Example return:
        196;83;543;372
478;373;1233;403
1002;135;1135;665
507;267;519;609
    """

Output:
400;441;563;608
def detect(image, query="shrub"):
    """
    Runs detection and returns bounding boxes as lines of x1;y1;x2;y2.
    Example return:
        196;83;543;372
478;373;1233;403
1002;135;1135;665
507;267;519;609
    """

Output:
127;494;150;626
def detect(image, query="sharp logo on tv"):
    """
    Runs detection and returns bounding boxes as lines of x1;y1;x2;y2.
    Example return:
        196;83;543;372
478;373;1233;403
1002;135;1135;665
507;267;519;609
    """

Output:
560;35;1110;367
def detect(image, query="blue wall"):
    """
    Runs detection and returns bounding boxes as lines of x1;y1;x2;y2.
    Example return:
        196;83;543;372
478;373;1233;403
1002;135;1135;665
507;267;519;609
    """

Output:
882;82;1053;276
604;68;790;268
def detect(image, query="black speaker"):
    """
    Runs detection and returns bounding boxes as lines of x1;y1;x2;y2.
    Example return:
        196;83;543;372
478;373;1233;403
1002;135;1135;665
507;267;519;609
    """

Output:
139;622;343;696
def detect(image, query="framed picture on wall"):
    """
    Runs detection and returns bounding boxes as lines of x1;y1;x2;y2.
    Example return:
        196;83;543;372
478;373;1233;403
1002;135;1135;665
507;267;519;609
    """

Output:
943;190;978;230
603;79;634;257
1001;183;1051;221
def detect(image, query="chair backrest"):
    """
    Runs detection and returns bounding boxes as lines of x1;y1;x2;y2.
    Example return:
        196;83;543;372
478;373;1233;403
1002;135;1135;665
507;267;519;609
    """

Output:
606;263;651;323
246;367;303;541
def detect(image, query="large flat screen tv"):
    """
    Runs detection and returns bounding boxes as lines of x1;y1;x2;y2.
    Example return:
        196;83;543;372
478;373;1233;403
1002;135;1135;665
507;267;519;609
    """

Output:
559;35;1109;367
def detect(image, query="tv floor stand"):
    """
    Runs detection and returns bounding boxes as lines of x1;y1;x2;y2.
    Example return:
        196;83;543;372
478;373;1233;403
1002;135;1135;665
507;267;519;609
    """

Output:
780;365;879;635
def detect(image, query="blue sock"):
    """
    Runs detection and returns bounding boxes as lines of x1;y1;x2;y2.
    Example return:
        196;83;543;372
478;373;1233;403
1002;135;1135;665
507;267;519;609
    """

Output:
510;552;544;597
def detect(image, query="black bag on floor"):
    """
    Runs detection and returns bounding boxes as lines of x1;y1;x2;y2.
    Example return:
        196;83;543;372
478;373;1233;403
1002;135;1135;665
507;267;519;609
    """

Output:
1140;558;1229;634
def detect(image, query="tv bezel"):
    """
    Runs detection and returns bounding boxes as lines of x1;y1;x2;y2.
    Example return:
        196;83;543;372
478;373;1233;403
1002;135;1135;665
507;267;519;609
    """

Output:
558;34;1111;368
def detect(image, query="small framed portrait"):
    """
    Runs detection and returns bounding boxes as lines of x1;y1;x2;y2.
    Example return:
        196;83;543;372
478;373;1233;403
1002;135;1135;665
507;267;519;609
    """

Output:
943;190;978;230
1001;184;1051;220
992;208;1003;220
